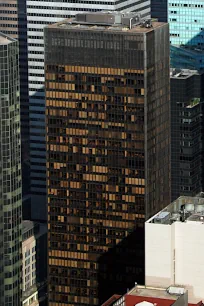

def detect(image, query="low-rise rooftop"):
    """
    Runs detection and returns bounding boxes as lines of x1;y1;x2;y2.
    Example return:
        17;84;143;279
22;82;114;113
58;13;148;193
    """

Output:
147;195;204;225
0;32;16;45
128;285;186;301
102;284;203;306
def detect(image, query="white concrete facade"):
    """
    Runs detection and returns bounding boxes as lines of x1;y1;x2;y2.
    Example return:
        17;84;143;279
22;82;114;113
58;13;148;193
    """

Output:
145;196;204;302
22;234;37;291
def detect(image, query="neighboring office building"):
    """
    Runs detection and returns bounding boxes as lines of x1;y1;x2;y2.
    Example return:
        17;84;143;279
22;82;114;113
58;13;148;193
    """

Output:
45;12;170;305
102;284;203;306
168;0;204;69
0;32;22;305
26;0;151;221
146;195;204;302
0;0;30;218
22;220;47;306
0;0;29;177
170;46;204;70
151;0;167;22
168;1;204;47
170;69;204;201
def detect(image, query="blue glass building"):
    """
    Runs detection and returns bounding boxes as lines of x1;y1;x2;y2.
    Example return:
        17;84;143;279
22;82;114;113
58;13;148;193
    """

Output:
171;45;204;70
169;0;204;69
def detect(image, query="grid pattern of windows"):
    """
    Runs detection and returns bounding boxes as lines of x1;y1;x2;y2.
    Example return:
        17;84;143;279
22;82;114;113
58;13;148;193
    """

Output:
169;0;204;46
0;0;29;198
26;0;150;220
0;33;22;306
169;1;204;70
46;67;146;305
45;20;170;306
0;2;18;39
171;71;203;200
23;241;36;291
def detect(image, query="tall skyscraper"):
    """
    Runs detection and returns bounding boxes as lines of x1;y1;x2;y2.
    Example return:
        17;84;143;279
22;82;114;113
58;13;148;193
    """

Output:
171;69;204;201
27;0;151;220
151;0;167;22
45;12;170;305
0;32;22;306
0;0;30;200
168;0;204;69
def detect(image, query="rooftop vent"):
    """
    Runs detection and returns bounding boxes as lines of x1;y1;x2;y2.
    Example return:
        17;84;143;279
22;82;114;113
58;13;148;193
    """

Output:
167;286;185;295
76;12;122;25
75;12;141;28
154;212;171;224
140;19;152;28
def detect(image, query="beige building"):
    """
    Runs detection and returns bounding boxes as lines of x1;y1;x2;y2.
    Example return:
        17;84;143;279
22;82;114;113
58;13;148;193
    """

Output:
22;221;47;306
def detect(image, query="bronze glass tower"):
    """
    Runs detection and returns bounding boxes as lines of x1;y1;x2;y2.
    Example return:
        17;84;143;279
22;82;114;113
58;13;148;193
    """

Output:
45;12;170;306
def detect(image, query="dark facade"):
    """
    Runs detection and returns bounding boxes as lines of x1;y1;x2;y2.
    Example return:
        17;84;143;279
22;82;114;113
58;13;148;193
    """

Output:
27;0;150;223
44;13;170;306
171;69;204;201
151;0;167;22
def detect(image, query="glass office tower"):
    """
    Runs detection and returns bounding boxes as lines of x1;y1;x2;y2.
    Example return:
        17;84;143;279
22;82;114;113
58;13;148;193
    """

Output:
169;0;204;69
0;0;30;209
169;0;204;46
0;0;29;157
170;69;204;201
45;12;170;306
27;0;151;221
0;33;22;306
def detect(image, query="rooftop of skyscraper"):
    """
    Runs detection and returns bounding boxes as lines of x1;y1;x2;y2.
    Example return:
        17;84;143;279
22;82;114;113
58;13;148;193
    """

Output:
47;11;165;33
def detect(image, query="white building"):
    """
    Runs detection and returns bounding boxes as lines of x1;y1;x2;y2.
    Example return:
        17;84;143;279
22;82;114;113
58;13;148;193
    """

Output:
145;195;204;303
26;0;150;220
22;221;47;306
